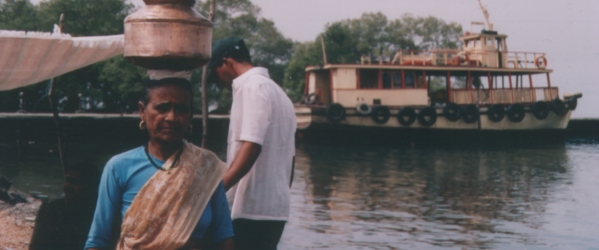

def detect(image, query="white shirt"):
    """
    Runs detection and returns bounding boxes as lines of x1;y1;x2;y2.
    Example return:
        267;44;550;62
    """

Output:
226;67;296;221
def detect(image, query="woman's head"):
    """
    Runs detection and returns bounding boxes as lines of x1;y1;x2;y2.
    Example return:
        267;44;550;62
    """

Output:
139;78;193;145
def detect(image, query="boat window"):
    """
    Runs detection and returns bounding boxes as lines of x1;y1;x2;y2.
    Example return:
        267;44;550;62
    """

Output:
487;38;495;48
382;71;391;89
359;69;379;89
393;71;402;88
405;72;415;88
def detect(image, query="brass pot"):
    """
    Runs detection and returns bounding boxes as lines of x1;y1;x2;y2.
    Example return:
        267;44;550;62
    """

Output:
143;0;195;7
124;4;212;70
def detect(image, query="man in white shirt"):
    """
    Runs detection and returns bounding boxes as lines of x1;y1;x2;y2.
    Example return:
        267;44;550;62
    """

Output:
207;37;296;250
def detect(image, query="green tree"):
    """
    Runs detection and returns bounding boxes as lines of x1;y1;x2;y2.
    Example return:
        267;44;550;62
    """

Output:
0;0;41;30
195;0;293;113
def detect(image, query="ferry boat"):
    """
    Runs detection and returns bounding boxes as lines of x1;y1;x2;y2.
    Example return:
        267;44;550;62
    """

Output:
295;5;582;145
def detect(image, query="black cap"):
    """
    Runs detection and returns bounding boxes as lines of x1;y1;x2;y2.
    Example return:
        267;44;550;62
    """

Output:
207;37;251;83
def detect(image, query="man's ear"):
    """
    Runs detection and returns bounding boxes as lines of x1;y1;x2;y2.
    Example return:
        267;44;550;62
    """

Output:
138;101;145;120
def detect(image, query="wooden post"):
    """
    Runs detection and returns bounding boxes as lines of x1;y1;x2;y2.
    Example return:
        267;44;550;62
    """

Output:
48;14;67;176
508;72;514;103
200;0;216;148
488;72;494;104
320;35;327;65
446;71;452;102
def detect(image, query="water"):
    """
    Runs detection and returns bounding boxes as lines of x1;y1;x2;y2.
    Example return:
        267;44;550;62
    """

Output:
1;141;599;249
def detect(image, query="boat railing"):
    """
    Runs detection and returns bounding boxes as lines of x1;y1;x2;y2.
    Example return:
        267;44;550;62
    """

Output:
451;87;558;105
504;51;548;69
387;49;498;67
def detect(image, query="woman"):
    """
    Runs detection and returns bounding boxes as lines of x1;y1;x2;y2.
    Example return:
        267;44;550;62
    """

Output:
85;78;234;250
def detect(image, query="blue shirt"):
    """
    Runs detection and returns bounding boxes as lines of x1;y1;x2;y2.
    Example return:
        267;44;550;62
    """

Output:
85;146;233;249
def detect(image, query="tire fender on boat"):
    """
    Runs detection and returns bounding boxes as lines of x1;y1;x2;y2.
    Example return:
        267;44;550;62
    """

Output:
486;104;505;122
417;107;438;127
507;103;525;122
551;98;568;116
535;56;547;69
371;106;391;124
461;104;479;124
326;103;346;123
356;103;372;115
304;93;318;105
397;107;416;126
566;98;578;110
443;102;461;121
532;101;549;120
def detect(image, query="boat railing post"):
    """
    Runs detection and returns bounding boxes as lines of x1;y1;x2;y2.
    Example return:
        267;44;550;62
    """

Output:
411;51;414;65
529;73;534;102
508;72;514;103
447;71;452;103
547;72;553;100
488;72;494;104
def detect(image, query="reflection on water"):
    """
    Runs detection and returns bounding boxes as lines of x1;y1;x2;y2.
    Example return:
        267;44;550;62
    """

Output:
281;143;599;249
2;142;598;249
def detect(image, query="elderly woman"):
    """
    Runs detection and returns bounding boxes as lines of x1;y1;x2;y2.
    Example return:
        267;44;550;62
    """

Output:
85;78;234;250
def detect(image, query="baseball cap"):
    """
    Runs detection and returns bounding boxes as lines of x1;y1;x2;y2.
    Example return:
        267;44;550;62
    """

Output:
206;37;251;83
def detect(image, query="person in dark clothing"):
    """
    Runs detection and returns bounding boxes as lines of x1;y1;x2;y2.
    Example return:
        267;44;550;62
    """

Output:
29;162;101;250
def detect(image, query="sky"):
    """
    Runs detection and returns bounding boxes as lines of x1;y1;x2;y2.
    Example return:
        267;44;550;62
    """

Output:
107;0;599;118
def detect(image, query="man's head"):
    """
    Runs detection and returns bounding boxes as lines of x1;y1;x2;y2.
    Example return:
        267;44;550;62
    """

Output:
63;162;101;201
207;37;253;88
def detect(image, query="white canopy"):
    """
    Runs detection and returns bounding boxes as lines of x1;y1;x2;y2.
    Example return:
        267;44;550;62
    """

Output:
0;30;124;91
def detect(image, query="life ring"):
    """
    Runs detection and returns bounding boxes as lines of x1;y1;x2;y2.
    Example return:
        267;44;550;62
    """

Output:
535;56;547;69
417;107;437;127
457;52;470;64
356;103;372;115
371;106;391;124
532;101;549;120
551;98;568;116
304;93;318;104
397;107;416;126
326;103;345;122
486;104;505;122
507;104;525;122
443;102;461;121
461;104;479;124
566;98;578;110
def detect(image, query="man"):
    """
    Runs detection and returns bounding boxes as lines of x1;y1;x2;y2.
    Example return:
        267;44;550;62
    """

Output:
207;37;296;250
30;162;101;250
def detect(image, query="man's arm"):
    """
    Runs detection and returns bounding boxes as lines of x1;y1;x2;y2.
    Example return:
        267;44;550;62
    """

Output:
223;141;261;191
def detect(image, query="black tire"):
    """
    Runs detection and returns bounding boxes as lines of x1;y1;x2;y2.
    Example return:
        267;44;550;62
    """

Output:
356;103;372;115
397;107;416;126
443;102;461;121
532;101;549;120
371;106;391;124
487;104;505;122
462;104;479;124
417;107;437;127
566;98;578;110
507;103;525;122
326;103;345;122
304;93;318;104
551;98;568;116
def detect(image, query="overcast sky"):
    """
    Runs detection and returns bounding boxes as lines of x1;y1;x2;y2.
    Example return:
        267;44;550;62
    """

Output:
42;0;589;118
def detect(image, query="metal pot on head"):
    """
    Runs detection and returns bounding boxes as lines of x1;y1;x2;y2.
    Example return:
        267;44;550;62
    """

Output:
124;0;212;70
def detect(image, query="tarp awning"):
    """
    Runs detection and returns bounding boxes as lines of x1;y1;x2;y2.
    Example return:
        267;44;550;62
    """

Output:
0;30;124;91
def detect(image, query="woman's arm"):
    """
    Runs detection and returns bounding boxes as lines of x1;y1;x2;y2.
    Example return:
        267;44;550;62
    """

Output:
216;238;235;250
85;163;122;249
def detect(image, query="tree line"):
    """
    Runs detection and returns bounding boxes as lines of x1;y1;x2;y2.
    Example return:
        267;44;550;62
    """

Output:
0;0;462;113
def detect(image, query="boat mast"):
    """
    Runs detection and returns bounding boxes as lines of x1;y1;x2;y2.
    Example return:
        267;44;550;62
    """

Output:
477;0;493;31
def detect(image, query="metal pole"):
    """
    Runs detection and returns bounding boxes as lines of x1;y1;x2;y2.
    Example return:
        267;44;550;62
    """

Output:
48;13;67;175
200;0;216;148
320;35;328;65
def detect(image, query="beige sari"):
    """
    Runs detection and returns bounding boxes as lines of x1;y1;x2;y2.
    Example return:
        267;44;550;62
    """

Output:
117;141;227;250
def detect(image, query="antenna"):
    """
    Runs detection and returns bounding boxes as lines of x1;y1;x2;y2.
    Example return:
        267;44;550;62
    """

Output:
477;0;493;31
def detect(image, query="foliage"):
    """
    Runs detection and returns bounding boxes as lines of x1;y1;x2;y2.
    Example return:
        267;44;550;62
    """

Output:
283;12;463;102
0;0;143;113
195;0;293;113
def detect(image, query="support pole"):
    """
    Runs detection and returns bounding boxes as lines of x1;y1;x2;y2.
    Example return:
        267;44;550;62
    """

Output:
200;0;216;148
49;14;67;175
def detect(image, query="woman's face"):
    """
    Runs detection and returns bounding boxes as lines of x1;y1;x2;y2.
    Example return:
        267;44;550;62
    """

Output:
139;83;192;144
